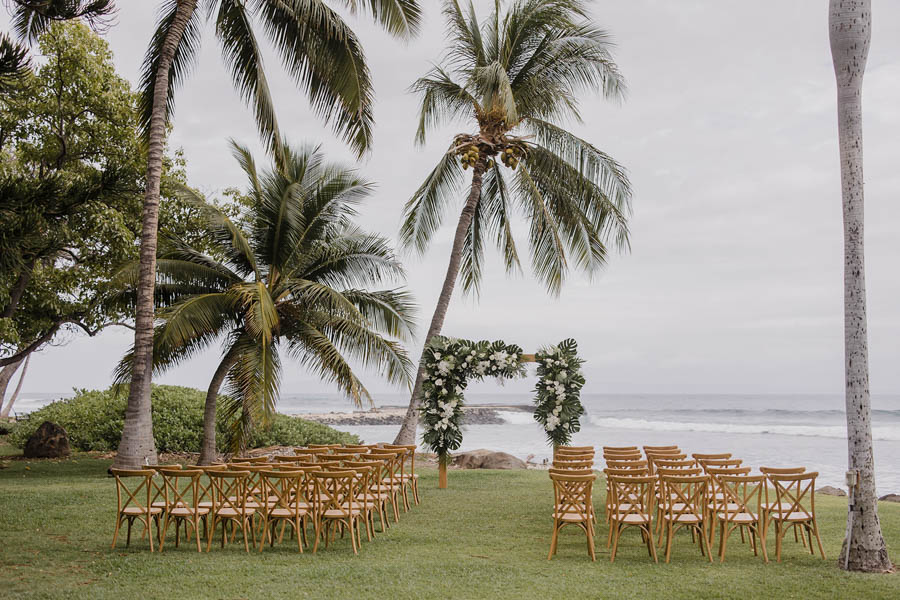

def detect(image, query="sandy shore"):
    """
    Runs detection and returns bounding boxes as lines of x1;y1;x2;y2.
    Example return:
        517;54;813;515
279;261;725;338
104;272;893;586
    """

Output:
295;403;532;426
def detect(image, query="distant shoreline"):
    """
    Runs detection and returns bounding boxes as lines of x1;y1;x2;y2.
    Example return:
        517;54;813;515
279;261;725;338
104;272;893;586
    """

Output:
295;403;533;426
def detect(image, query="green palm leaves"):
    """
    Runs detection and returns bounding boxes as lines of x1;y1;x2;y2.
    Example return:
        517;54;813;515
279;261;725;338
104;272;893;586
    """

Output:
115;141;416;450
138;0;422;158
403;0;631;296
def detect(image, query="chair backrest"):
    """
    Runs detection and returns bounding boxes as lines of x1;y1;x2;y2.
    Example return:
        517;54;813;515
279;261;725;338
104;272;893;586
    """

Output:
604;466;650;478
555;450;594;460
159;467;202;511
692;452;732;461
605;459;649;471
368;448;405;483
111;468;155;515
293;448;324;458
549;472;595;522
232;455;269;463
603;445;638;452
698;458;743;472
653;458;697;470
551;459;594;471
603;451;643;461
556;445;595;453
314;470;357;515
208;470;252;516
332;447;366;457
307;444;340;450
274;455;302;463
717;474;765;520
548;467;594;477
314;460;344;469
769;472;819;520
759;466;806;476
656;466;702;481
659;474;708;521
260;469;305;511
608;474;655;519
643;445;680;452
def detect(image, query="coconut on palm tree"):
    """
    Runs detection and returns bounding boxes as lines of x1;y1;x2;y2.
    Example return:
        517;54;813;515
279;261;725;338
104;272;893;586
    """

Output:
392;0;632;444
114;140;417;463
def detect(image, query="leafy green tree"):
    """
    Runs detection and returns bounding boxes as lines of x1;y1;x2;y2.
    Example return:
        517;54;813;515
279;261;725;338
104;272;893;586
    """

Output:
393;0;632;444
0;23;208;413
114;140;416;463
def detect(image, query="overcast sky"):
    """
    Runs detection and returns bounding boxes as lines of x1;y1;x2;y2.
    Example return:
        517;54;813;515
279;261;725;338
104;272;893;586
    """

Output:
6;1;900;400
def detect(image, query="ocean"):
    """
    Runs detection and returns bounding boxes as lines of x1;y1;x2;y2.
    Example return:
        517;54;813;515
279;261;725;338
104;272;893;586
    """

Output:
13;391;900;493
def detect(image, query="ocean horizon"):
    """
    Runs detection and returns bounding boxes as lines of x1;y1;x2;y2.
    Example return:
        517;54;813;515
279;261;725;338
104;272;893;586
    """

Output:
13;391;900;493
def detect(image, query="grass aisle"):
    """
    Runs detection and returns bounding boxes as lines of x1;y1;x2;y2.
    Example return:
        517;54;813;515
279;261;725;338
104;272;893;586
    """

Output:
0;455;897;599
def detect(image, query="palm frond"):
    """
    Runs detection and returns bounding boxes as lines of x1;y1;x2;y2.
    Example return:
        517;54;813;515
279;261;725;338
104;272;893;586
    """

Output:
338;0;422;40
399;146;464;254
410;66;477;145
340;288;417;341
214;0;282;158
256;0;375;157
220;331;281;452
513;162;567;295
10;0;116;43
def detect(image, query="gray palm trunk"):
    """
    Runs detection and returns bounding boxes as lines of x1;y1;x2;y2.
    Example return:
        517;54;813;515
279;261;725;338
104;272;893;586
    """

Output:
0;357;24;417
197;347;240;465
393;157;487;445
113;0;199;469
829;0;892;572
0;354;29;419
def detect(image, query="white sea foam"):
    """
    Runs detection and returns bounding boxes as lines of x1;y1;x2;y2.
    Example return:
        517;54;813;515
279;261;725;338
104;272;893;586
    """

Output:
497;410;537;425
588;416;900;441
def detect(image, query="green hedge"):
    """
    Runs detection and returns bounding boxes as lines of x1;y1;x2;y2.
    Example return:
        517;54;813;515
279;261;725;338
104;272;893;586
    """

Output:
7;384;359;452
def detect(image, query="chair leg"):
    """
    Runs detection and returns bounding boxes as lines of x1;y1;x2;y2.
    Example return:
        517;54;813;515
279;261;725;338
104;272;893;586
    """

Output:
586;523;596;562
412;478;420;505
665;522;674;563
194;516;202;553
775;521;784;562
548;521;560;560
719;523;729;562
112;515;122;549
610;523;622;563
812;520;826;559
159;513;171;553
646;525;658;563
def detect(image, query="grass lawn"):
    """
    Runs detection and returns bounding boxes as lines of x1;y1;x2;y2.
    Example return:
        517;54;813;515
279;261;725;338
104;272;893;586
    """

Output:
0;448;897;599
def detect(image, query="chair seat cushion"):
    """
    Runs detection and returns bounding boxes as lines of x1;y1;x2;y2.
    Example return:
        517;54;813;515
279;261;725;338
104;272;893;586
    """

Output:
553;511;590;522
215;507;256;517
123;506;163;515
612;513;650;524
169;506;210;517
716;511;758;523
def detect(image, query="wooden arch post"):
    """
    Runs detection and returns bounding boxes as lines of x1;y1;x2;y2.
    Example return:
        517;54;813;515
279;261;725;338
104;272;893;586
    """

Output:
437;353;538;489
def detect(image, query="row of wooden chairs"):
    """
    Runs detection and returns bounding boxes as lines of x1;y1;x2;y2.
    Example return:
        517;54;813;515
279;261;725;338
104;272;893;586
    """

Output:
110;444;420;554
548;444;826;564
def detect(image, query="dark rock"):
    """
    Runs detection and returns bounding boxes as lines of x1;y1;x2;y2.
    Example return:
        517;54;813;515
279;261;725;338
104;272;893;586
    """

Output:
453;449;527;470
23;421;70;459
879;493;900;503
818;485;846;497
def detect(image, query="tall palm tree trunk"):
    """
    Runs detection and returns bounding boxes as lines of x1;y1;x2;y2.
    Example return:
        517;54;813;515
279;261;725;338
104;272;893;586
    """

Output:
829;0;892;573
0;354;29;419
0;357;24;417
393;157;487;445
197;348;239;465
113;0;198;469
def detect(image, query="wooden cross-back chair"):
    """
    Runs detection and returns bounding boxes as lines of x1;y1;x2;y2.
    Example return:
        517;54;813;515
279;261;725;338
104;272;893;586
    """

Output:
206;470;256;552
603;467;649;523
548;472;597;561
332;447;367;458
552;459;594;471
312;470;364;555
368;448;406;519
273;455;302;464
605;459;648;470
705;466;752;543
643;445;680;453
344;459;391;533
654;458;697;471
232;455;269;463
384;444;420;507
715;473;768;563
759;465;808;549
157;467;208;552
256;469;310;552
607;474;657;563
307;444;340;450
111;468;161;551
603;446;638;452
147;464;181;522
766;472;825;561
654;466;702;539
604;450;642;459
658;474;712;563
293;448;324;459
646;451;687;474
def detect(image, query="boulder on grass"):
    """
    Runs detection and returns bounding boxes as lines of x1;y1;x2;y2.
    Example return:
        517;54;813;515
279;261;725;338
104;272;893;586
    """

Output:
23;421;71;459
879;493;900;503
453;449;527;470
818;485;846;497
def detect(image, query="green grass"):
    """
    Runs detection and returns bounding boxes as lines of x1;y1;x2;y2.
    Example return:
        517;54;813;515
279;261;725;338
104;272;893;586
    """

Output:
0;451;897;599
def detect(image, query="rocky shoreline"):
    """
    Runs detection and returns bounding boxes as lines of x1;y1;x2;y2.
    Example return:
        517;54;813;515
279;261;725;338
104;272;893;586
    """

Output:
296;404;532;426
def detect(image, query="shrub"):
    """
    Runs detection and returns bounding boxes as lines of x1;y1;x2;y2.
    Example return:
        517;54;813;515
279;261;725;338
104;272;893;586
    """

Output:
8;385;358;452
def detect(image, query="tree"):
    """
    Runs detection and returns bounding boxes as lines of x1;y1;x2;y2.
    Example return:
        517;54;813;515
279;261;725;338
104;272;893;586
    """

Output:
829;0;892;573
114;140;416;463
0;353;28;418
393;0;632;444
0;24;209;382
100;0;422;470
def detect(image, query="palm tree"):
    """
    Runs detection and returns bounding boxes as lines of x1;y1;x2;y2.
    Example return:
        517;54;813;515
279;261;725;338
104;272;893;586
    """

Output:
828;0;892;573
49;0;420;469
392;0;632;444
115;140;417;463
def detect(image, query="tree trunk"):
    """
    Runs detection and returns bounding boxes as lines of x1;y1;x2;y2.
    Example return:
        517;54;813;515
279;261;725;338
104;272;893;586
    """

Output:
197;348;239;465
393;157;487;445
0;358;24;417
0;354;29;419
113;0;198;469
829;0;892;573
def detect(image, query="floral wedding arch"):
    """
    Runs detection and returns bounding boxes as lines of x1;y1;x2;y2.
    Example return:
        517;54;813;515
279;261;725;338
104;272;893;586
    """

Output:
419;336;585;488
